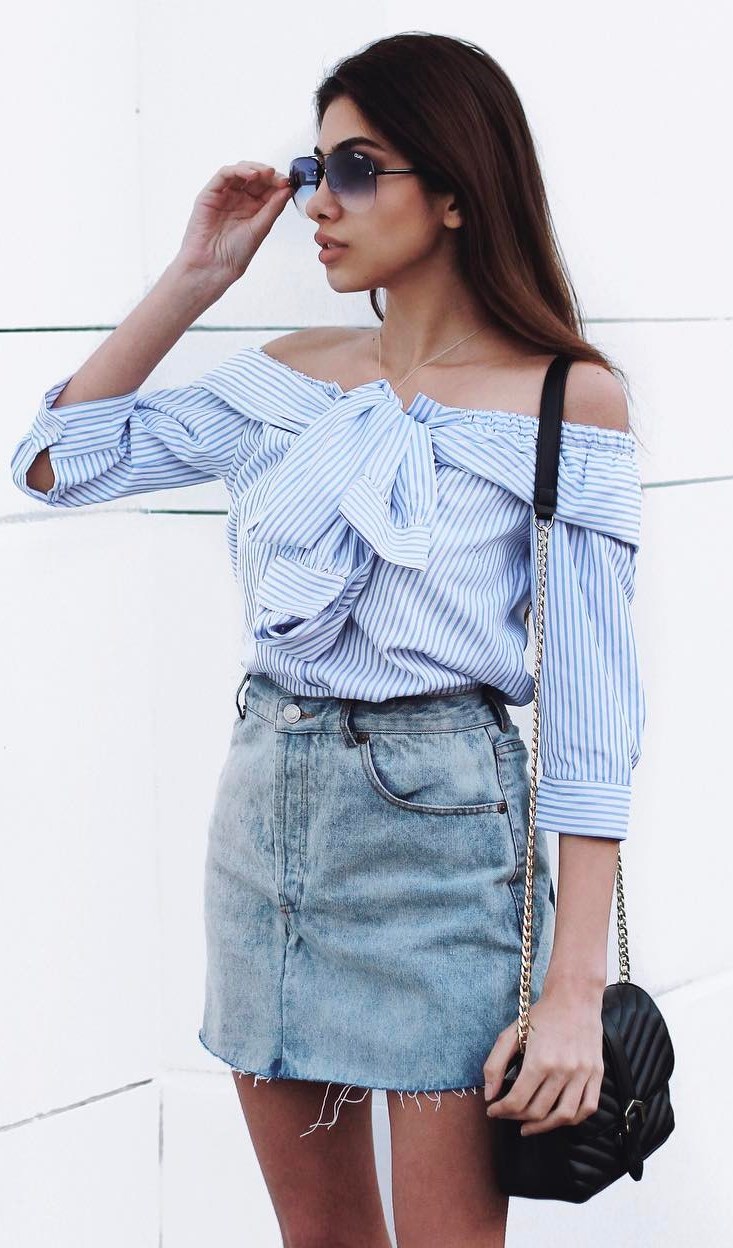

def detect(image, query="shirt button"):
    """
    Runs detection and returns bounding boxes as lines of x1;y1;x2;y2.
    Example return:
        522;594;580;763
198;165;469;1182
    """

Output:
282;703;302;723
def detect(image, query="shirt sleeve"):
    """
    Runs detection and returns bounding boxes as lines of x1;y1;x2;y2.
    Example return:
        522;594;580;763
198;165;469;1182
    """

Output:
529;516;646;841
9;368;257;507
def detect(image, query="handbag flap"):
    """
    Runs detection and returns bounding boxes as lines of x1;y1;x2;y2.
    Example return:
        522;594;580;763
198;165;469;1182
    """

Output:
602;981;676;1101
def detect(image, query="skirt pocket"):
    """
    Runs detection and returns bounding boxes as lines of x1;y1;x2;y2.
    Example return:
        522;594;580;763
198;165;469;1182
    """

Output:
358;722;509;815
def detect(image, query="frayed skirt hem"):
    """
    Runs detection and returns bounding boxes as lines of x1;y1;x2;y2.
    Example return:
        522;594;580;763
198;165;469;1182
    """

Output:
198;1028;484;1136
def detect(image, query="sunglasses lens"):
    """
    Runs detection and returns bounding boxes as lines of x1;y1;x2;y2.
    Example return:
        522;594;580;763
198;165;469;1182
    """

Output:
327;150;376;212
288;151;376;214
289;157;319;215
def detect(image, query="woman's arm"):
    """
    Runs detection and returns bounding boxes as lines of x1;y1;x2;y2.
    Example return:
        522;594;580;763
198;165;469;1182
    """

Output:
15;160;291;501
483;838;617;1138
483;365;643;1135
543;833;619;993
25;260;228;494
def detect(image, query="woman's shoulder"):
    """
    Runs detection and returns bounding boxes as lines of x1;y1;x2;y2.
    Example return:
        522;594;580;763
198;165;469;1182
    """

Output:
445;347;630;432
562;362;630;432
257;328;629;434
259;327;353;382
273;328;557;415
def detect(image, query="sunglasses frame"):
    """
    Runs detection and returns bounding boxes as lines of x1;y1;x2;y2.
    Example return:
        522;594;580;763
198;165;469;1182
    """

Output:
288;150;424;213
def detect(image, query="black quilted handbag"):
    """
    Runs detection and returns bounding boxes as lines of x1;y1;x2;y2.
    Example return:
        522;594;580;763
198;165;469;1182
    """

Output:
493;355;676;1203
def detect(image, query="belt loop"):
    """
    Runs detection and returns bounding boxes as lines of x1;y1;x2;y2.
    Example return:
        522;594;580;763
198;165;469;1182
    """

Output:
235;671;252;720
339;698;368;748
483;684;511;732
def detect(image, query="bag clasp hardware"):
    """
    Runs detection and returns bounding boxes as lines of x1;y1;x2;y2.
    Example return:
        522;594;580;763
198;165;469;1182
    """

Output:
624;1098;646;1134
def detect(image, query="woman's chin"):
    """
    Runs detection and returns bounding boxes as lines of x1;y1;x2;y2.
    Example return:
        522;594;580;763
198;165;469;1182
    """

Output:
323;270;371;294
320;257;380;292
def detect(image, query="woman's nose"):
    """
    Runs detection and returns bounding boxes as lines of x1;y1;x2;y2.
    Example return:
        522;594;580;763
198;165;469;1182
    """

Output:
306;179;340;220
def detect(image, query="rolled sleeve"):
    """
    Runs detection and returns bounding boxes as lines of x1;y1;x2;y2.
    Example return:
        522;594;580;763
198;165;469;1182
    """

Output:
530;517;646;842
10;370;255;507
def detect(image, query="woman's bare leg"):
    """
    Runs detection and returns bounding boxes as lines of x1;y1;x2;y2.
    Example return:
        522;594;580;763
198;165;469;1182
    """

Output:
232;1073;393;1248
387;1088;508;1248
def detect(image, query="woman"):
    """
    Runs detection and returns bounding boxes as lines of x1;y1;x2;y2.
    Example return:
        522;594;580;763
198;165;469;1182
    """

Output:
12;31;645;1248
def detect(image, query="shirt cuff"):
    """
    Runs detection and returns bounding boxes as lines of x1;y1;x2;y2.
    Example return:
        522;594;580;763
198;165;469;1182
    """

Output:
40;374;139;452
535;776;632;840
14;373;139;502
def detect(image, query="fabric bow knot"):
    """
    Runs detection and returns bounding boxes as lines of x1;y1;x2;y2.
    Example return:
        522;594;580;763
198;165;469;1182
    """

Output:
243;383;439;568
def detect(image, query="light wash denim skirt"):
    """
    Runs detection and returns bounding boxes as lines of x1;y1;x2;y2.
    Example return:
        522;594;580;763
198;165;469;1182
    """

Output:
198;671;556;1136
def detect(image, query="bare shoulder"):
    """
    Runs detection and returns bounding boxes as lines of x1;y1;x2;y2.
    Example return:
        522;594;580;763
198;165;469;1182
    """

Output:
563;361;630;432
259;326;351;376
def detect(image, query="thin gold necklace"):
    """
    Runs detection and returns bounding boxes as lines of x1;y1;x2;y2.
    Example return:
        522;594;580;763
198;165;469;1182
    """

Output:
377;325;489;395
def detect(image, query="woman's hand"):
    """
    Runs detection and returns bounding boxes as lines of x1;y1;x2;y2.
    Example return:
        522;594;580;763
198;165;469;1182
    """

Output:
177;161;293;285
482;978;605;1136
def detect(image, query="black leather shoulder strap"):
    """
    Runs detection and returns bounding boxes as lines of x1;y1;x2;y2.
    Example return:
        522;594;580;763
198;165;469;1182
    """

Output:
533;354;573;519
603;1013;646;1181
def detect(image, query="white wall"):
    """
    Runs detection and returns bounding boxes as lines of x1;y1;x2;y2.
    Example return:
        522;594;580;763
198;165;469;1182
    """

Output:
2;3;731;1245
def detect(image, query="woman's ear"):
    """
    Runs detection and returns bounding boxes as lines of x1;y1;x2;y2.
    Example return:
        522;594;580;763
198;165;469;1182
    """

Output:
442;193;464;230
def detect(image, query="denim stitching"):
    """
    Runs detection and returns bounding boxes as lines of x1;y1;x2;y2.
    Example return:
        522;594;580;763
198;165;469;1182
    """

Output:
242;706;504;735
490;737;523;943
244;703;274;727
494;739;527;756
294;749;308;911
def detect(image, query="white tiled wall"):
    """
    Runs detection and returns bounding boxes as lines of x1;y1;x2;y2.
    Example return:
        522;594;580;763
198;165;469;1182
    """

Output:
2;3;730;1245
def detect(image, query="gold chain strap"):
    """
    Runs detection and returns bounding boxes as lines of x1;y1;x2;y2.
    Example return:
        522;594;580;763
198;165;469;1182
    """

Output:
517;514;632;1053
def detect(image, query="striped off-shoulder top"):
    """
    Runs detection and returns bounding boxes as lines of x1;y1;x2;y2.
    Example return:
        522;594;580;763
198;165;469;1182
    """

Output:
10;343;646;841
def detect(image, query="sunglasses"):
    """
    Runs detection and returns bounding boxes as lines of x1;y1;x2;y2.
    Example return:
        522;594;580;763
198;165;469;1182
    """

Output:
288;149;423;215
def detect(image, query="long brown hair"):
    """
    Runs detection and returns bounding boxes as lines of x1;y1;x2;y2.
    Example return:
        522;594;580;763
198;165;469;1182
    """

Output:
314;31;641;441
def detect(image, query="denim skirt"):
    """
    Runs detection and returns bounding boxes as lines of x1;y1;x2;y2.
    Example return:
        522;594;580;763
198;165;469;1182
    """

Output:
198;672;556;1136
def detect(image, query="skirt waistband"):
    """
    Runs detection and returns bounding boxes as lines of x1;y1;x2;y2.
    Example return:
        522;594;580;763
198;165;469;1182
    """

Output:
235;671;513;740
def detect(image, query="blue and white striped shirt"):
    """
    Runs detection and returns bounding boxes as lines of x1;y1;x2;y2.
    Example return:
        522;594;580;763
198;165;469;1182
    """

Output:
10;344;646;841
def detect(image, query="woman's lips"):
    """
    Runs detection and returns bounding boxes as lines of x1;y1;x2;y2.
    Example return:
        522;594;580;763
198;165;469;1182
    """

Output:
318;245;348;263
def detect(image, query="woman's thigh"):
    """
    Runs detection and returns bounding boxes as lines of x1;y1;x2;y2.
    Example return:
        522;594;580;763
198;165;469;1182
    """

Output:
387;1088;508;1248
232;1074;393;1248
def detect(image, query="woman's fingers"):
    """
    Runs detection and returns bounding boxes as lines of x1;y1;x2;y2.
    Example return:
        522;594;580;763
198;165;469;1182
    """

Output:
505;1071;567;1124
519;1076;588;1136
177;158;292;281
204;162;289;195
483;1019;519;1104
